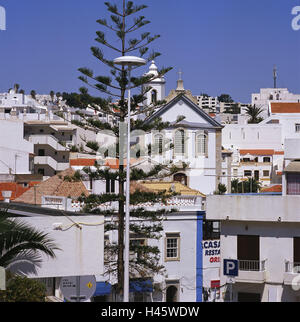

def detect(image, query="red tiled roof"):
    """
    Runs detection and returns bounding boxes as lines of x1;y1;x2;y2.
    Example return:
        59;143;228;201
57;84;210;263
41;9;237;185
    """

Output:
70;158;141;170
274;151;284;155
70;159;96;166
0;182;40;201
240;149;275;156
15;168;89;205
261;185;282;193
271;103;300;114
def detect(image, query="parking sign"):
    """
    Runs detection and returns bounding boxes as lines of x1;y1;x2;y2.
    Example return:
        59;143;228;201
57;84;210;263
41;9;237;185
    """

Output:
223;259;239;277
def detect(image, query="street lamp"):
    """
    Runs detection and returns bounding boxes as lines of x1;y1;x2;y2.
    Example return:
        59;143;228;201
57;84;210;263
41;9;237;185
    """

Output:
113;56;146;302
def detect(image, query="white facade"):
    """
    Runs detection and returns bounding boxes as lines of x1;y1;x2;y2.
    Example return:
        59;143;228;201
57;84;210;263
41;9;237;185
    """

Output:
252;88;300;118
142;61;166;107
5;205;104;301
207;194;300;302
222;124;283;151
0;119;33;175
221;124;284;186
196;96;218;111
101;212;203;302
144;94;223;195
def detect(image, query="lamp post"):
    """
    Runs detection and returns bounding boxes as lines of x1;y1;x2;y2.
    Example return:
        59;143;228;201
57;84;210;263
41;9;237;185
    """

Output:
113;56;146;302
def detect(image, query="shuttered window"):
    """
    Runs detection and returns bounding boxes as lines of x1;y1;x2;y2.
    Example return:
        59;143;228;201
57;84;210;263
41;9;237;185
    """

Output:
196;133;208;155
154;134;163;155
174;130;185;155
287;173;300;195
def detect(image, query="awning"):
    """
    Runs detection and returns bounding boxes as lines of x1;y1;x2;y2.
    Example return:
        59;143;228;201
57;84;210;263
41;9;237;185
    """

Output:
284;161;300;173
94;282;112;296
129;280;153;293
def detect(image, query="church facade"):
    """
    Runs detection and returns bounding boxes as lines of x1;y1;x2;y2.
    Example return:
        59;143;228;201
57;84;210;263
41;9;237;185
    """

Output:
142;61;223;195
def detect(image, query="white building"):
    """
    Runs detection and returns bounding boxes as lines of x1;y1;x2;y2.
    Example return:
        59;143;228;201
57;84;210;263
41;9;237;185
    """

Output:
2;202;104;302
252;88;300;119
196;95;218;112
206;139;300;302
141;68;223;195
0;117;34;177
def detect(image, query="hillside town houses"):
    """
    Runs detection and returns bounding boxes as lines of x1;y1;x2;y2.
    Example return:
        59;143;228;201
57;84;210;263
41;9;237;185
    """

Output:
1;61;300;302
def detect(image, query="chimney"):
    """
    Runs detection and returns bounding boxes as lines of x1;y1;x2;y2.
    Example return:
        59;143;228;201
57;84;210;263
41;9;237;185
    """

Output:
2;191;12;203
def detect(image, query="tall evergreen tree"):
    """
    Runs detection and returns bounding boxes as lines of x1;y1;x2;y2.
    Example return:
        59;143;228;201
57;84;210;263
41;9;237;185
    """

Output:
70;0;186;297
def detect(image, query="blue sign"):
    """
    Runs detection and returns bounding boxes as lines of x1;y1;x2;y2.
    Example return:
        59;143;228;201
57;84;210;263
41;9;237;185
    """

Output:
223;259;239;277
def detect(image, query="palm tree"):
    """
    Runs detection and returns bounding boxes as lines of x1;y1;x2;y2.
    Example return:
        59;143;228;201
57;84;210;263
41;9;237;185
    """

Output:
13;84;20;93
245;105;264;124
0;212;59;273
49;91;55;102
30;90;36;99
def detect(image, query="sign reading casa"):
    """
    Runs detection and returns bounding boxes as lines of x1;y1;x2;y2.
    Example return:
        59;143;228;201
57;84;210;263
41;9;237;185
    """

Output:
203;240;220;263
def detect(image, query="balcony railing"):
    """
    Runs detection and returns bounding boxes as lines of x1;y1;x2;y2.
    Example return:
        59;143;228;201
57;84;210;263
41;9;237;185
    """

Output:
285;261;300;274
238;260;266;272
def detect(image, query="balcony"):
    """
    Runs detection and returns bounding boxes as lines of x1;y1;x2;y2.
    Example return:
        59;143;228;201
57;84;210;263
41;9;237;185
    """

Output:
283;261;300;286
27;135;68;152
235;260;267;284
34;156;69;172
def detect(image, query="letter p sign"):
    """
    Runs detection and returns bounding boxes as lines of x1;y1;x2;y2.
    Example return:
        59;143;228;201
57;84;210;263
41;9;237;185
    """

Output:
224;259;239;277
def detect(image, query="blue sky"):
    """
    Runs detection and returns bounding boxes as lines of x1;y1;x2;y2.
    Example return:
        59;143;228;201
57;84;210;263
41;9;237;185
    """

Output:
0;0;300;103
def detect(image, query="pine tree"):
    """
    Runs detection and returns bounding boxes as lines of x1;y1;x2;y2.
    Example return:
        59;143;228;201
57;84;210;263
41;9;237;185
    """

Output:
68;0;187;297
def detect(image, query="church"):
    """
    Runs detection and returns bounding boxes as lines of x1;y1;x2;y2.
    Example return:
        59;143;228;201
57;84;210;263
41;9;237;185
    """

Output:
141;61;223;195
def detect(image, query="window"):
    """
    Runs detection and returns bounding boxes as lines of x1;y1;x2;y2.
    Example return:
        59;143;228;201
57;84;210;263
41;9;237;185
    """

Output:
106;179;116;193
38;149;45;156
203;221;220;240
263;157;271;163
295;124;300;133
232;169;238;178
196;132;208;156
287;173;300;195
263;170;270;177
244;170;252;177
174;130;185;155
151;90;157;104
165;233;180;261
294;237;300;265
237;235;260;271
174;173;187;186
38;169;45;176
154;134;163;155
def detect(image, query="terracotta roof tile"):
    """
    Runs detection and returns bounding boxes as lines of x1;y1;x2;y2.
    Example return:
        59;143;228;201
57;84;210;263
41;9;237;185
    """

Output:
0;183;37;201
15;168;89;205
240;149;275;156
70;159;96;166
139;181;206;197
261;185;282;193
271;103;300;114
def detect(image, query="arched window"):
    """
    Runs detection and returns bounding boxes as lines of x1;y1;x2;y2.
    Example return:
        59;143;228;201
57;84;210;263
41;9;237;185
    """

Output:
174;130;185;155
154;133;163;155
151;90;157;104
174;173;187;186
196;132;208;155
